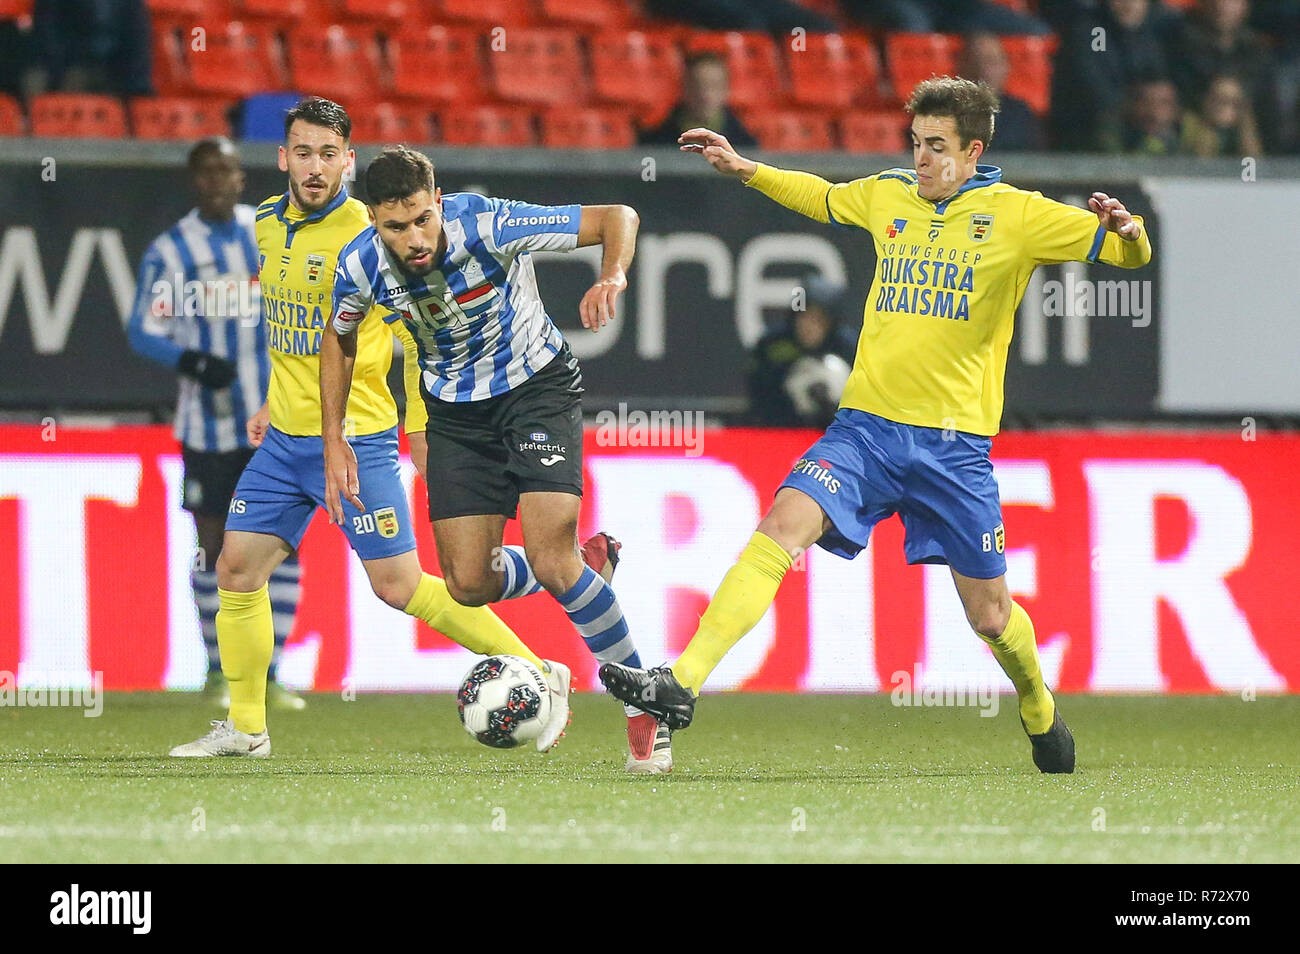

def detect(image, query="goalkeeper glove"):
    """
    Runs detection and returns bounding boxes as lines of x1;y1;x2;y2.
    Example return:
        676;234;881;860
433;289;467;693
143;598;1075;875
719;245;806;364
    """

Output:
177;350;237;389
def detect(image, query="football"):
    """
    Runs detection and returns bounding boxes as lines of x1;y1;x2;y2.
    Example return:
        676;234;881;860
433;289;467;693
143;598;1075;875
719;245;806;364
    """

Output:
457;655;553;749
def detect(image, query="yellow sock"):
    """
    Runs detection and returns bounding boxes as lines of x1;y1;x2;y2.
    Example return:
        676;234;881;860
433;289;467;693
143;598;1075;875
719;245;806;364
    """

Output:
672;532;792;693
979;601;1055;734
217;585;273;735
405;573;546;671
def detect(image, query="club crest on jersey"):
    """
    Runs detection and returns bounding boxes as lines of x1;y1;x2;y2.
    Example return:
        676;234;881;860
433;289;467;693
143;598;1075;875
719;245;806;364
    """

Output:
304;253;327;285
968;213;994;242
375;506;399;539
887;218;907;238
994;523;1005;553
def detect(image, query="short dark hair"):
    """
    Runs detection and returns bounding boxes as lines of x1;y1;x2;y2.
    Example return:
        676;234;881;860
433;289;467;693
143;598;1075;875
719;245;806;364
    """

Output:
906;76;999;148
188;136;238;170
283;97;351;142
686;51;728;73
363;145;436;206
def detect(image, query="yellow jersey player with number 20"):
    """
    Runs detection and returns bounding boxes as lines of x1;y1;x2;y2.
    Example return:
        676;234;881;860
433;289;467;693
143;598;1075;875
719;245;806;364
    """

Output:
169;98;569;759
600;77;1154;776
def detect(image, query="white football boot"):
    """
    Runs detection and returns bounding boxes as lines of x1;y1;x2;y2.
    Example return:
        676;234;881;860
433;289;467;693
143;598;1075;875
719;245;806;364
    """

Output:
169;719;271;758
536;660;572;753
624;712;673;774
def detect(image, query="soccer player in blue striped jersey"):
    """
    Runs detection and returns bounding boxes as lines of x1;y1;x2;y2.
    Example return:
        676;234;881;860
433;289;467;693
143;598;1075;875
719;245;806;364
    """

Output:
128;137;304;712
324;146;671;774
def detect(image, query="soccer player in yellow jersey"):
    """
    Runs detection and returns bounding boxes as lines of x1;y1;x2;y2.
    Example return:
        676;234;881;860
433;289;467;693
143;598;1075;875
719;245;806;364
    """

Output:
170;98;569;758
601;77;1154;773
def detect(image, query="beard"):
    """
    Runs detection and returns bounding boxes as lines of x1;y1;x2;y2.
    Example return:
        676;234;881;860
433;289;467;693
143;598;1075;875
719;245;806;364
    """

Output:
289;176;337;212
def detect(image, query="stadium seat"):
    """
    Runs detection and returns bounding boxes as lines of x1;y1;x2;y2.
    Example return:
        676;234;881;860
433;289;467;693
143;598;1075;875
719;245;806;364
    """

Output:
590;29;683;128
30;94;128;138
787;32;883;111
745;109;835;152
1001;35;1056;115
387;25;484;105
151;23;191;96
0;0;32;17
488;29;588;107
840;111;909;153
188;21;285;98
536;0;628;29
540;106;634;149
238;90;303;140
146;0;218;19
336;0;412;26
130;96;232;139
884;32;960;100
438;0;531;27
232;0;316;25
349;100;432;144
687;31;786;111
437;104;536;147
287;24;383;104
0;93;25;135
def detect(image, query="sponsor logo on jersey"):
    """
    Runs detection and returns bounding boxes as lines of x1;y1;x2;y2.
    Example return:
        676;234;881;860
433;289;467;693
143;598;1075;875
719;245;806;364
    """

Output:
304;253;327;284
928;218;945;242
791;458;841;494
530;431;548;442
228;498;247;514
887;218;907;238
540;454;565;467
504;213;572;228
518;439;566;454
375;506;399;539
968;213;994;242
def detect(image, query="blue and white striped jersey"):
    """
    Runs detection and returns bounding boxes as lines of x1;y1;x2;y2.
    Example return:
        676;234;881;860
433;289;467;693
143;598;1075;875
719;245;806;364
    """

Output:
127;205;269;452
331;193;581;403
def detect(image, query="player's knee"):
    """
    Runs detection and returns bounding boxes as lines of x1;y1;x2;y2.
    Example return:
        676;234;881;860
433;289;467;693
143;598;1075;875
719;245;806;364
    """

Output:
371;577;417;611
528;547;581;595
215;548;260;592
442;568;495;607
969;603;1011;640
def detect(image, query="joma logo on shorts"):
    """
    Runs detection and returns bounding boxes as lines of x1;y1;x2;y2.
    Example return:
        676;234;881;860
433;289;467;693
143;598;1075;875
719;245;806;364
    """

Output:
792;458;841;494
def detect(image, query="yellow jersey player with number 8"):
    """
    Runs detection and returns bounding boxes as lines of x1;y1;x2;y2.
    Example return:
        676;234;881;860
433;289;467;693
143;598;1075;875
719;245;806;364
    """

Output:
601;77;1155;774
169;98;570;758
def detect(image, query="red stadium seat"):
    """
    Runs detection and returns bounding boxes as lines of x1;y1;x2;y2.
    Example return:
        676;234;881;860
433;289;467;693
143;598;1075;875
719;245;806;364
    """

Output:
287;24;383;104
885;32;960;100
336;0;413;26
188;21;285;97
151;22;191;96
146;0;220;19
231;0;317;26
30;94;128;138
387;25;484;105
687;31;786;111
590;29;683;128
536;0;628;30
130;96;232;139
0;0;32;17
745;109;835;152
437;104;536;147
349;100;432;144
0;93;25;135
1001;35;1056;115
439;0;531;27
787;32;883;111
540;106;634;149
839;111;909;153
488;29;588;107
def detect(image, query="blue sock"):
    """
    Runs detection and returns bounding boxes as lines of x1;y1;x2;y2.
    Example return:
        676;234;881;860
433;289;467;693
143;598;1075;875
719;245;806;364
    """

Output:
192;568;221;673
498;545;544;600
555;565;642;669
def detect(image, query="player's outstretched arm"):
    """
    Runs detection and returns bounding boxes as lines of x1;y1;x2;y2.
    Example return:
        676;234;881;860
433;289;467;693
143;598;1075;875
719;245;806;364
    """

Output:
575;204;639;331
1087;191;1152;268
320;324;363;525
677;127;757;180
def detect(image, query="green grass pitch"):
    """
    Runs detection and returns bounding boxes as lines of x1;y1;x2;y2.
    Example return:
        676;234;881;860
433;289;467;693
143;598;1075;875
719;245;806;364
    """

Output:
2;693;1296;863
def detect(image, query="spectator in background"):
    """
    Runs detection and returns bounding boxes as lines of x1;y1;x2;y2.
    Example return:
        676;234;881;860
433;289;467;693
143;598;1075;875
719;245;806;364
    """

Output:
30;0;152;95
747;277;858;429
640;52;757;148
1169;0;1280;152
1051;0;1173;150
842;0;1052;35
1114;74;1185;153
958;32;1047;151
1181;72;1263;155
644;0;836;33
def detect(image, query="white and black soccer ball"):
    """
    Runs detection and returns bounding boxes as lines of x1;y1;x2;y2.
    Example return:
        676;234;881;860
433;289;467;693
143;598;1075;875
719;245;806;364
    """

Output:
457;655;552;749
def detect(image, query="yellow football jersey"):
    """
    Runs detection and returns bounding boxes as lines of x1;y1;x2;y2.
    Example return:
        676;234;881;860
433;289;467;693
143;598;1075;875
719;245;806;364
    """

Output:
255;189;423;437
746;163;1153;435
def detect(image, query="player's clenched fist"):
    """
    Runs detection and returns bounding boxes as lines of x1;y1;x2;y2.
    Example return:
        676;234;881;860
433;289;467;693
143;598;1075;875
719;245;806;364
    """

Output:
678;128;758;181
1088;192;1142;241
246;402;270;447
323;438;364;525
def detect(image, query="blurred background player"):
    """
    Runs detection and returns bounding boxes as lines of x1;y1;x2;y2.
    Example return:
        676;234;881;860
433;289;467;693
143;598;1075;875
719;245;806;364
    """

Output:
170;99;568;759
127;136;305;712
747;275;857;428
603;78;1154;774
325;146;671;774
